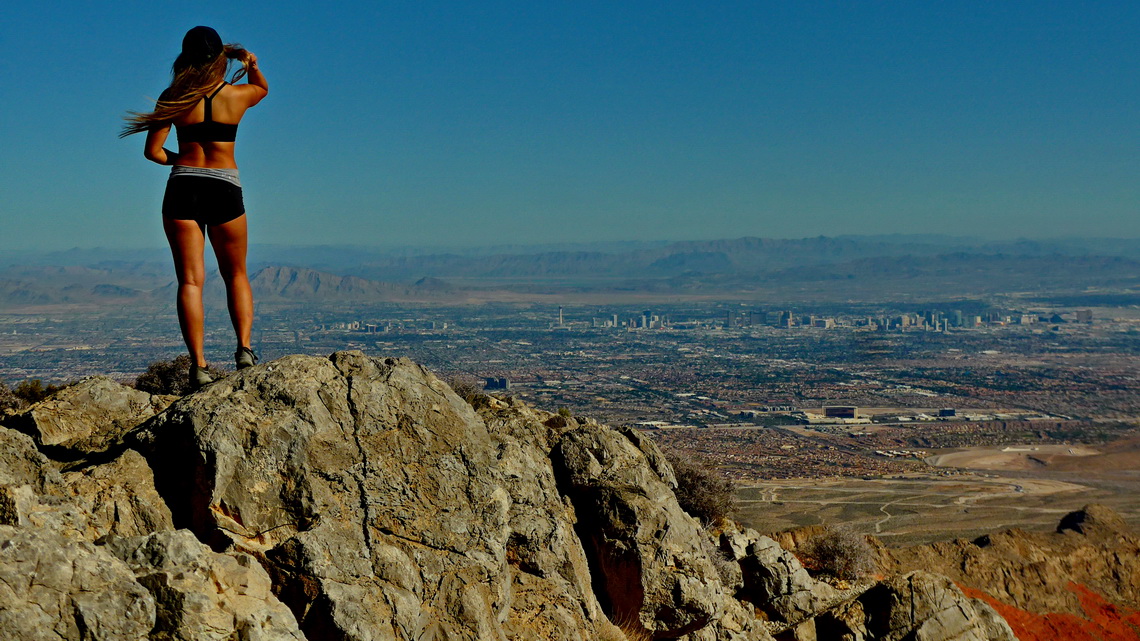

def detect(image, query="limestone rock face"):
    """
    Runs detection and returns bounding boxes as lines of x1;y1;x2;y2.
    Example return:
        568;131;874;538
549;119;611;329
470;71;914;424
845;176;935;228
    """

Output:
8;376;171;458
0;524;156;641
474;396;607;640
552;423;726;638
0;424;172;541
134;352;610;641
804;571;1015;641
0;427;61;490
62;449;174;538
0;427;91;537
718;522;838;625
104;530;304;641
741;536;838;623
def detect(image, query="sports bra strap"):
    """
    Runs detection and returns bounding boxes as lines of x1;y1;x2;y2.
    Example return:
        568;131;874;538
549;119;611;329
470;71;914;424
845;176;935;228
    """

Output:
203;83;226;122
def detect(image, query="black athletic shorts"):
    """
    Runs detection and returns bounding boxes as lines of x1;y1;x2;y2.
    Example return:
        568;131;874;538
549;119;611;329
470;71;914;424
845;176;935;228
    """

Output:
162;176;245;226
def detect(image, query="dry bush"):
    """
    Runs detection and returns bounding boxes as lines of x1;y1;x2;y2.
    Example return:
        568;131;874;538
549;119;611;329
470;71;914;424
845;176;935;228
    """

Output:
700;527;741;587
0;380;21;413
443;375;485;405
797;524;878;581
663;448;738;524
135;355;226;396
596;615;652;641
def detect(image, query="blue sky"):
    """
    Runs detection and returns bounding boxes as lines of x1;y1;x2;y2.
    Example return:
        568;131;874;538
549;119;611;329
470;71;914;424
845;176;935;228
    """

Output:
2;1;1137;250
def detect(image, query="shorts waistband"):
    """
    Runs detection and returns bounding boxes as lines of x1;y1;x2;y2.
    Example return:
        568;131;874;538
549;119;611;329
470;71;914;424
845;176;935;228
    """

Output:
170;165;241;188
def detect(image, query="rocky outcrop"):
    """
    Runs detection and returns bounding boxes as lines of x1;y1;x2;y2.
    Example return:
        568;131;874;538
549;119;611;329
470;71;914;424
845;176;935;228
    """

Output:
720;525;838;624
104;530;304;641
1058;503;1131;539
553;423;726;637
0;351;1026;641
789;571;1015;641
881;504;1140;617
6;376;172;458
0;525;156;641
0;425;172;540
59;449;174;538
132;352;615;641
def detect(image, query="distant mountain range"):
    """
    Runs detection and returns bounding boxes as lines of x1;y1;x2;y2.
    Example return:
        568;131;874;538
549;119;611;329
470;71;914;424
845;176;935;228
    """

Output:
2;235;1138;308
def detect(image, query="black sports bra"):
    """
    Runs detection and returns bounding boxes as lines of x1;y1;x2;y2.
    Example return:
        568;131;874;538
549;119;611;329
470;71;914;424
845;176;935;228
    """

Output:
176;84;238;144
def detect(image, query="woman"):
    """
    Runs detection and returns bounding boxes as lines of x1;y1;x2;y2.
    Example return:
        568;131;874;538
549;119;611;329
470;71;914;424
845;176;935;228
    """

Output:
122;26;268;389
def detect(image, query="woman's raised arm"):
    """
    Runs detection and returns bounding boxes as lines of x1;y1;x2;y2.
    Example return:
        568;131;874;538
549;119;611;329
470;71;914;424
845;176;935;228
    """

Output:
239;52;268;107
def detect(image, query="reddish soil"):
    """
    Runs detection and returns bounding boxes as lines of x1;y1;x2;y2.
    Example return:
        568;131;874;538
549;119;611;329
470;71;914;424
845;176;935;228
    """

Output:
960;583;1140;641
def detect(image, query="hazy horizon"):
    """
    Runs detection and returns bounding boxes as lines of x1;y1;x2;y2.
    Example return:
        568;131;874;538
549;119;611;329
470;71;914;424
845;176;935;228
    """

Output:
4;232;1140;261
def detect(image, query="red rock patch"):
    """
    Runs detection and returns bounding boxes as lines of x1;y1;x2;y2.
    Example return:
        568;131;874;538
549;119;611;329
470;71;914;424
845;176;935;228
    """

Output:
959;582;1140;641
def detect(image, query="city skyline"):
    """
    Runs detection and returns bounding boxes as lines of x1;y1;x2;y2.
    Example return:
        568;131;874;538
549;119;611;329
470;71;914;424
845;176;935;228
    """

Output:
3;2;1140;251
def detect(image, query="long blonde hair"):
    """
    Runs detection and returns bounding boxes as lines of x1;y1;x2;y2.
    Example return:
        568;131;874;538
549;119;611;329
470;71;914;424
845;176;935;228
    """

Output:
120;44;252;138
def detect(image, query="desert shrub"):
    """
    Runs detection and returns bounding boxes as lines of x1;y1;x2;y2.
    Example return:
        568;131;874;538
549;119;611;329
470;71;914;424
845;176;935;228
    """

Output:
596;616;652;641
12;379;68;405
135;355;226;396
663;449;737;524
0;380;21;413
557;406;572;418
443;375;485;405
700;527;740;587
797;524;878;581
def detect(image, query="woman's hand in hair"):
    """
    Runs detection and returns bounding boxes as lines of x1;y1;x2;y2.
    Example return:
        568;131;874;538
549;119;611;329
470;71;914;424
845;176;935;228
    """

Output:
242;52;268;99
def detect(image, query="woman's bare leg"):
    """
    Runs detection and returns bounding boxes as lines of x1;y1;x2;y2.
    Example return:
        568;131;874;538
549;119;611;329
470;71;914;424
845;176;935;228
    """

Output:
208;214;253;349
163;217;208;367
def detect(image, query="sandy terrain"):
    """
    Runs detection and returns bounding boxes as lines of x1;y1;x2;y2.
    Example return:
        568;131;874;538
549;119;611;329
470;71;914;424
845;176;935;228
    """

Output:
926;444;1101;471
736;439;1140;546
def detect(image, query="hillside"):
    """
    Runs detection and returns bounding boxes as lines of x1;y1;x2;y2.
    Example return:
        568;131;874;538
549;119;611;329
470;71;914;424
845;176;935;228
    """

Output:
3;235;1139;307
0;352;1026;640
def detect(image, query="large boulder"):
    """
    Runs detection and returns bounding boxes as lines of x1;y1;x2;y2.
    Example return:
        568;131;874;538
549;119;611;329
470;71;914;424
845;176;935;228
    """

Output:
799;571;1016;641
1057;503;1131;539
0;424;172;541
132;352;612;641
475;395;608;640
552;423;726;638
0;426;61;490
104;529;304;641
7;376;172;458
61;449;174;539
0;427;90;537
0;525;156;641
738;535;838;623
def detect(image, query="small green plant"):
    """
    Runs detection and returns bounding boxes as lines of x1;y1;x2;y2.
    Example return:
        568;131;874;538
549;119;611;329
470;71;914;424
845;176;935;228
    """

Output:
663;449;737;524
557;406;573;418
135;355;226;396
11;379;68;405
797;524;878;581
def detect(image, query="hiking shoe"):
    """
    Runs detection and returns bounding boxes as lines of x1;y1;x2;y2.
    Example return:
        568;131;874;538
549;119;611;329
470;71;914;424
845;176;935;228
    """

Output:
189;364;214;391
235;346;258;370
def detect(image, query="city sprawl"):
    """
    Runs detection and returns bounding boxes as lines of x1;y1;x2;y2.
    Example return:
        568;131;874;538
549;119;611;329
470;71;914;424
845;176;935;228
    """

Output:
3;295;1139;542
